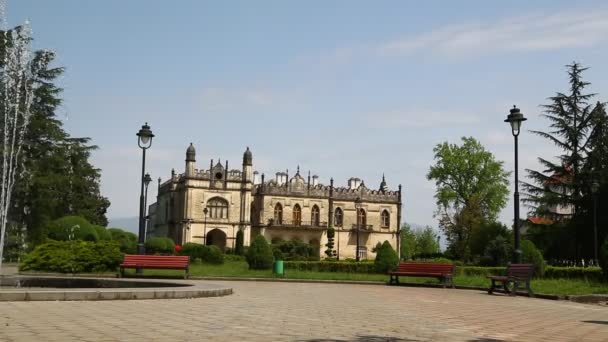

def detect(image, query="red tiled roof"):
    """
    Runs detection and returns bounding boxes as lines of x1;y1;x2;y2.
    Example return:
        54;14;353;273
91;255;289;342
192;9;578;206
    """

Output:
527;216;554;225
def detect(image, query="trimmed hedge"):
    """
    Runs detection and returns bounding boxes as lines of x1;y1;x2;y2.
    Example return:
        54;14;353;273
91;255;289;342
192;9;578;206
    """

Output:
20;240;122;273
544;266;603;281
284;261;377;273
282;262;603;280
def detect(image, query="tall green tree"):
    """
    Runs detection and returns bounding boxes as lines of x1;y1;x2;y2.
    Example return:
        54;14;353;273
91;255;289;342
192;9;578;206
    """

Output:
3;46;109;246
524;63;607;259
524;63;597;222
427;137;510;261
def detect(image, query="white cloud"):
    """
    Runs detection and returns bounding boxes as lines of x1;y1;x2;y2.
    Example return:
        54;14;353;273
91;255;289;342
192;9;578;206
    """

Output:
377;9;608;57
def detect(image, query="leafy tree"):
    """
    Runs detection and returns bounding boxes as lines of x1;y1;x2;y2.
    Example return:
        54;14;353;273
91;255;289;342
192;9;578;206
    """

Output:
2;46;110;246
524;63;608;259
414;226;440;256
427;137;510;262
400;224;440;259
469;221;511;260
400;224;416;260
480;236;512;267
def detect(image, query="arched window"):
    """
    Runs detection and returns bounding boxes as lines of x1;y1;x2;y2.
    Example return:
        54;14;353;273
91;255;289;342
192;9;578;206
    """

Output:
311;205;320;226
293;204;302;226
357;208;366;227
207;197;228;219
381;210;390;228
334;208;343;227
274;203;283;224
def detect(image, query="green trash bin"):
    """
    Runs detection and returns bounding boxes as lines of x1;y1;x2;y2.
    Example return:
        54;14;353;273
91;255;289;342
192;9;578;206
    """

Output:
273;260;284;276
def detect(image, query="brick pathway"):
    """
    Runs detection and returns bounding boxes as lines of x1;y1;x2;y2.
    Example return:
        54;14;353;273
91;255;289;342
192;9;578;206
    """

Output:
1;280;607;341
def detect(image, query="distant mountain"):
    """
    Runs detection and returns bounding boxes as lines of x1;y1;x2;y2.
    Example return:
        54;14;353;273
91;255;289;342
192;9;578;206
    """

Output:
108;217;139;234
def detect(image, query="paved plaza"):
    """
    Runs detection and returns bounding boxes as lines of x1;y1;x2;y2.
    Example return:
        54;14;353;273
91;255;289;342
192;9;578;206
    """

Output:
1;280;607;341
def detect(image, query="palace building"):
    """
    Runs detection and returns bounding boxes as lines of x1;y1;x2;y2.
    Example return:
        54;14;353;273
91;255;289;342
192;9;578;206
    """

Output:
148;144;402;260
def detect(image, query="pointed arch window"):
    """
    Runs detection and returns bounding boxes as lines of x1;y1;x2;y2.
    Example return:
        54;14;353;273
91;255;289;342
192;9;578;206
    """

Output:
293;204;302;226
334;207;343;227
311;205;320;227
381;210;390;228
274;203;283;224
207;197;228;219
357;208;366;227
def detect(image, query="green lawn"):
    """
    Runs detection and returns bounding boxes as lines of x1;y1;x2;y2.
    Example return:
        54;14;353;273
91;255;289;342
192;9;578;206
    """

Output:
120;260;608;296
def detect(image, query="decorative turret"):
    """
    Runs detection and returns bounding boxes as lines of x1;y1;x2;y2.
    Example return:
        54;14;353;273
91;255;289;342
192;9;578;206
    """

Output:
379;174;388;193
242;147;252;182
185;143;196;177
243;146;252;166
186;143;196;162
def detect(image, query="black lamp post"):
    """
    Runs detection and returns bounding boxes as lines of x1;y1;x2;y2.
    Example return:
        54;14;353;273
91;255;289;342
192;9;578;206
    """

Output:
505;106;526;264
137;123;154;256
591;181;600;263
143;172;152;238
355;197;362;262
203;207;208;245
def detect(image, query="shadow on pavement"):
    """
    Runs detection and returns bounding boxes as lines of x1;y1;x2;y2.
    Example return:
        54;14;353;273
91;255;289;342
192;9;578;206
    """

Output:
582;320;608;325
300;336;420;342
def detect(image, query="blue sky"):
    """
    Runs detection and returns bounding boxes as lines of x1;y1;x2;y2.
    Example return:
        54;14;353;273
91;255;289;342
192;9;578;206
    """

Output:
9;1;608;230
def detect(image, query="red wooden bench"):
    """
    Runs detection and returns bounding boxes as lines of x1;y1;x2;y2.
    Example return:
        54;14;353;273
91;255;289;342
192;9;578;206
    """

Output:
388;262;455;288
119;255;190;279
487;263;534;297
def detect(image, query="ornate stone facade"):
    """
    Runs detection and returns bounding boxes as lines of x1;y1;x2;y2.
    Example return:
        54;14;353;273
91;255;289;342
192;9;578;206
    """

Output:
149;145;402;260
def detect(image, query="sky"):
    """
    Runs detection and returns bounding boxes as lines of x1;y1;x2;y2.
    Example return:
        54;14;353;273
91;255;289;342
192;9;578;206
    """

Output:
8;0;608;230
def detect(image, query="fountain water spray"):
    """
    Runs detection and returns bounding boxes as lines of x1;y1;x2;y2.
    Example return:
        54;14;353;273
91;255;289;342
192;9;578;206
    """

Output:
0;0;34;275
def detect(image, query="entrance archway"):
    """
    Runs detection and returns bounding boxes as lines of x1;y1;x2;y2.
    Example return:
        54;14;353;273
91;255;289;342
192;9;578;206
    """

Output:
206;228;227;251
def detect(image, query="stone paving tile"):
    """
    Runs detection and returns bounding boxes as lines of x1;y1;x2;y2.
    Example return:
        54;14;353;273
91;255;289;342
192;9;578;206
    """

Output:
1;280;607;341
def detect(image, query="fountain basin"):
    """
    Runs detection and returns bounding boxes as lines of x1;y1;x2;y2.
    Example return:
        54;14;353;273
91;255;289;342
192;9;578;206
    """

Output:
0;275;232;301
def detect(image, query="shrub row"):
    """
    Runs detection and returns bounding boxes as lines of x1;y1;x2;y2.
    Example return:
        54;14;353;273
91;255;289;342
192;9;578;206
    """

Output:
284;261;377;273
544;266;603;281
20;240;122;273
282;261;604;280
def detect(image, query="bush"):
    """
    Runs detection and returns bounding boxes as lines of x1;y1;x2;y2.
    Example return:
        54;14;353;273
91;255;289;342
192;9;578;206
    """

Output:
20;240;122;273
599;238;608;279
145;237;175;255
46;216;100;242
272;239;318;261
246;235;274;270
178;242;206;262
521;240;546;277
107;228;137;254
202;245;225;264
374;241;399;273
93;225;112;241
273;248;285;261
